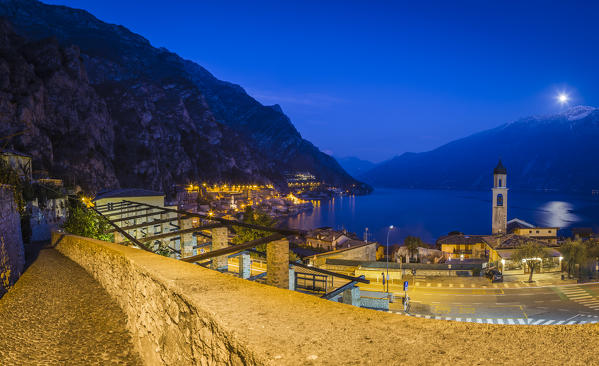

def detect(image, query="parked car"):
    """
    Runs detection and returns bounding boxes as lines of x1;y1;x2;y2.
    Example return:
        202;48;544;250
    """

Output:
484;268;503;282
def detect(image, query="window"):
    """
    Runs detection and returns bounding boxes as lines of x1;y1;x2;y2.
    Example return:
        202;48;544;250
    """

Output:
548;230;552;233
529;230;532;234
498;178;502;187
536;230;540;234
496;194;503;206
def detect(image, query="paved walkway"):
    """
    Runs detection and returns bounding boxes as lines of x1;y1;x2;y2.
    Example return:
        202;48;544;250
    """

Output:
0;243;141;365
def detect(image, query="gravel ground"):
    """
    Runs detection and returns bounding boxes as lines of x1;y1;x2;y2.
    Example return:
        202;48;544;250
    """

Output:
0;245;141;365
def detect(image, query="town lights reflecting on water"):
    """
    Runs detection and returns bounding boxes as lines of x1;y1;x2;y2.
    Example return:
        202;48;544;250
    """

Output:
285;189;598;243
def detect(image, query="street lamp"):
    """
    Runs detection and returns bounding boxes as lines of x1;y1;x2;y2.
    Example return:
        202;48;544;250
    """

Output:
386;225;394;294
559;256;563;272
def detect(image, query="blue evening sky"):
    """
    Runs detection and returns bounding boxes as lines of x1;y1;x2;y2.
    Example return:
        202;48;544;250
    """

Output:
46;1;599;162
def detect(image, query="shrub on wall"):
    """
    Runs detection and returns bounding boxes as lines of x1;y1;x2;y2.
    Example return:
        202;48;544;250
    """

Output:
62;198;113;241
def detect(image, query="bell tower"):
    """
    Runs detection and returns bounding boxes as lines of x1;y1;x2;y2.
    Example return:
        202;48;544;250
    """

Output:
492;159;508;234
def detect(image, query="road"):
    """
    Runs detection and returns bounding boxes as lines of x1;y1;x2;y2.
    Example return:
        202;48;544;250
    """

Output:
358;281;599;325
224;259;599;324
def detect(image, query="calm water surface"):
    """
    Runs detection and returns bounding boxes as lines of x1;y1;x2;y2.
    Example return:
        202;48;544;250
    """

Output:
285;188;599;244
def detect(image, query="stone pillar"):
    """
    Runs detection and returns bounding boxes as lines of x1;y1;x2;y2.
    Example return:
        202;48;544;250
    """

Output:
211;227;228;271
289;265;295;291
180;217;194;259
239;252;251;279
266;238;289;289
113;231;123;244
160;212;169;236
342;286;361;306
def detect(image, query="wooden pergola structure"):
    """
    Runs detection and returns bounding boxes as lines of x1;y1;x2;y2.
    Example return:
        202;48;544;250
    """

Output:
92;199;369;292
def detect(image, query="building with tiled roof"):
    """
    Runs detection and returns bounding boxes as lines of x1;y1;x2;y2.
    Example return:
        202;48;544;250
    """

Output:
1;148;32;181
571;227;595;240
506;218;558;244
305;227;356;251
481;234;561;271
305;239;378;267
436;234;488;260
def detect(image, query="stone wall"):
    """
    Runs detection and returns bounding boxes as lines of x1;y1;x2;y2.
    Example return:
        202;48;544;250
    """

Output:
0;186;24;298
51;232;599;365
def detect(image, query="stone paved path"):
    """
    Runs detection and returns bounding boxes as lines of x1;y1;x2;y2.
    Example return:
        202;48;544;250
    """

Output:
0;244;141;365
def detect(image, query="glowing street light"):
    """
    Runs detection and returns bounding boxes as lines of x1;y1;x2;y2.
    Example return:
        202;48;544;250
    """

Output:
80;196;94;208
385;225;395;294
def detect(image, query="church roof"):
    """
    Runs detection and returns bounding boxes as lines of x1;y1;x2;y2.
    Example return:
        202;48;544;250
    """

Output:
494;159;507;175
482;234;557;250
506;218;535;233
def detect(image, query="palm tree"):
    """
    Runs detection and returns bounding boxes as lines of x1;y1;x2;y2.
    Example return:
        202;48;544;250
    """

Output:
404;236;422;263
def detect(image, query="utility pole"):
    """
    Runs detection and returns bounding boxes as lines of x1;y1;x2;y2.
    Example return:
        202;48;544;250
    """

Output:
386;225;394;294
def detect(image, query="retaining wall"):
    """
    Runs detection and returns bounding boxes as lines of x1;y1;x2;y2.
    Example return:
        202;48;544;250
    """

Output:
0;186;24;298
51;232;599;365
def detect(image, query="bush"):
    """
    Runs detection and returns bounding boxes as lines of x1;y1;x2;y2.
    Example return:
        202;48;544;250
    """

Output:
62;197;113;241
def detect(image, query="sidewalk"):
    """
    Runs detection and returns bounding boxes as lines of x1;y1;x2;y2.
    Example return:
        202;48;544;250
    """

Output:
371;271;587;289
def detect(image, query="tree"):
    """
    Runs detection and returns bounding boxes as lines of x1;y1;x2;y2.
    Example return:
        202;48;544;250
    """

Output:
511;240;549;282
404;236;423;262
232;206;275;247
585;240;599;278
62;197;113;241
232;206;298;261
559;239;587;278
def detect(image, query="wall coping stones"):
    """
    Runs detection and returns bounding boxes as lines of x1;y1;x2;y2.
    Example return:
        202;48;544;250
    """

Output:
52;232;599;365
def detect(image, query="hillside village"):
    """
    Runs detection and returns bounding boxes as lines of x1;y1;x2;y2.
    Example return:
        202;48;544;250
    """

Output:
4;146;598;286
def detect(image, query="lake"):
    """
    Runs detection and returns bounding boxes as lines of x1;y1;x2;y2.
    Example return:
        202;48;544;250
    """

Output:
285;188;599;245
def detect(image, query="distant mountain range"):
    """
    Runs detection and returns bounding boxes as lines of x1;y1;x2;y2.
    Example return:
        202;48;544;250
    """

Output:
0;0;365;193
361;106;599;193
335;156;376;178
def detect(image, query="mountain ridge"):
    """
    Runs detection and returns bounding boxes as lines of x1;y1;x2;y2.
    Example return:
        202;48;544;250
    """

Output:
362;106;599;193
335;156;376;178
0;0;365;193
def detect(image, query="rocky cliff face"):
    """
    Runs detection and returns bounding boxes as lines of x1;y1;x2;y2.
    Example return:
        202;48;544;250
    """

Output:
0;0;362;193
0;20;118;189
